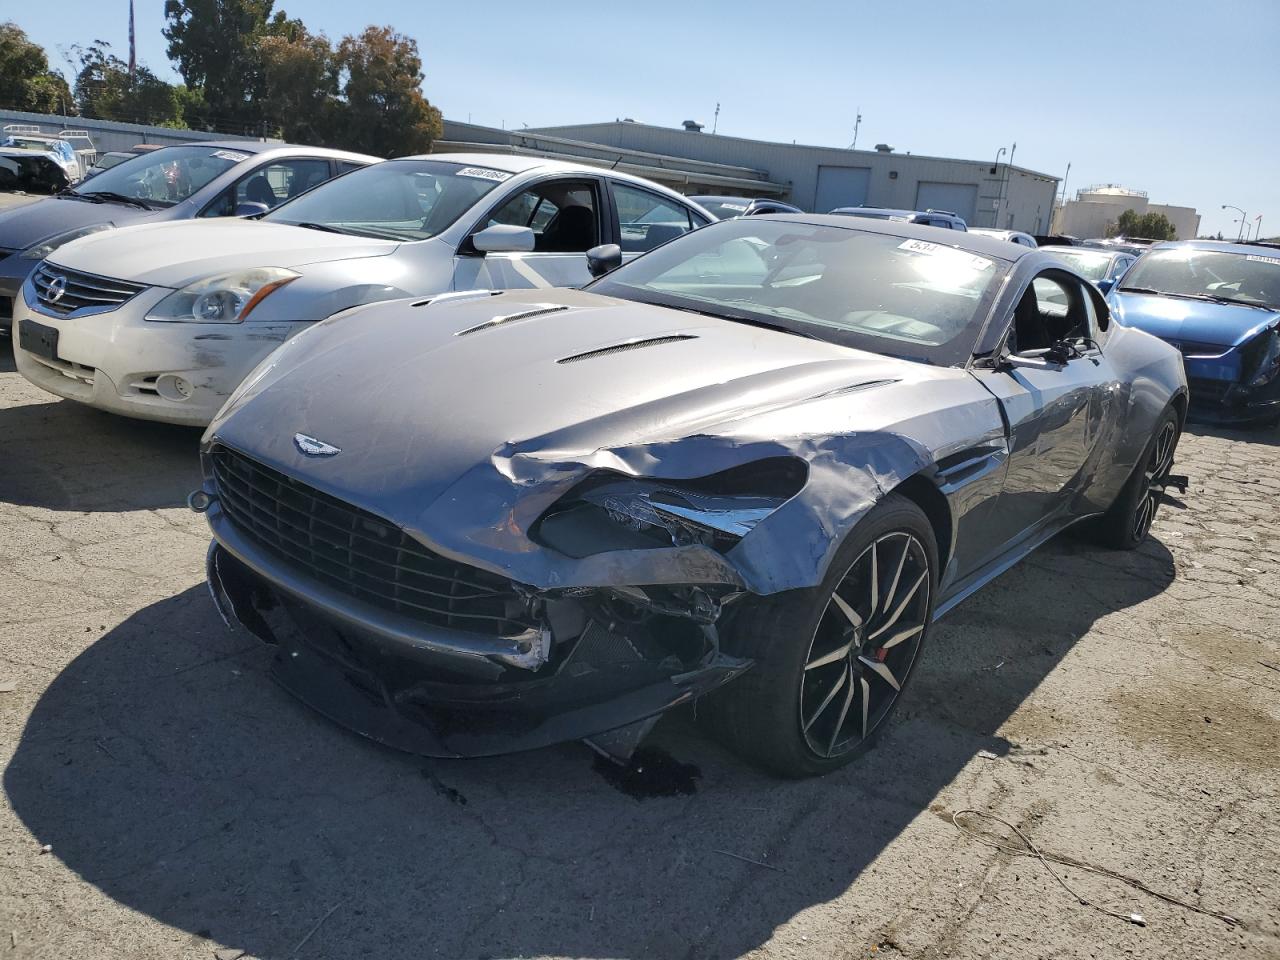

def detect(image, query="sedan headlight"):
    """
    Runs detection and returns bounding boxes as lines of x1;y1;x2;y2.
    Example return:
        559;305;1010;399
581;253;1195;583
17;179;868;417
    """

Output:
534;459;806;558
19;223;114;259
146;268;299;323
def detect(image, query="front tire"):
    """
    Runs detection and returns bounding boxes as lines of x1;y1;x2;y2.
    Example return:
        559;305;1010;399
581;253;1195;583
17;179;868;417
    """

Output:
702;494;938;778
1091;407;1181;550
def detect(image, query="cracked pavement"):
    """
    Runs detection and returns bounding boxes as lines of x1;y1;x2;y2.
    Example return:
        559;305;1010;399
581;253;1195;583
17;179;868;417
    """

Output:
0;338;1277;959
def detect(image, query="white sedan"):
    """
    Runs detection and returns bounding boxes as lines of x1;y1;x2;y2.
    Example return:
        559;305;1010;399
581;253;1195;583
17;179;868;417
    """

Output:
12;153;710;425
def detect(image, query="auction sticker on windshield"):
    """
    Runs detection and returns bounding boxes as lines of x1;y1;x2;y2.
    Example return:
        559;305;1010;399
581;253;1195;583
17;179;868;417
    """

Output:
1246;255;1280;265
211;150;251;163
456;167;513;182
898;238;993;272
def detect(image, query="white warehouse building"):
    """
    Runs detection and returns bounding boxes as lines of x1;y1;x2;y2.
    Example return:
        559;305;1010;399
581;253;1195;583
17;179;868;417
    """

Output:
437;119;1060;233
1052;185;1201;241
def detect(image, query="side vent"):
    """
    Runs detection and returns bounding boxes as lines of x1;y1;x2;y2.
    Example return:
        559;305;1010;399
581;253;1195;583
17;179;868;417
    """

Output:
455;303;571;337
557;335;697;365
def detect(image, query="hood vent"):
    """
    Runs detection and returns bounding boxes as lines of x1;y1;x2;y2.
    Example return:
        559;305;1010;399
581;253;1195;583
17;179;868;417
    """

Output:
456;303;570;336
557;334;697;364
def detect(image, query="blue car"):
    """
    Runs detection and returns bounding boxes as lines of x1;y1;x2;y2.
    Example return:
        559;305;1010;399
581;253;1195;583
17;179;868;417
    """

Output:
1109;241;1280;424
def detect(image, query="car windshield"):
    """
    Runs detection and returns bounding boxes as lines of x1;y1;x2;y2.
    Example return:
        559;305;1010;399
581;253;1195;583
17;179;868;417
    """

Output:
591;219;1003;366
266;159;510;241
1045;248;1113;281
698;199;751;220
1119;248;1280;311
70;144;249;207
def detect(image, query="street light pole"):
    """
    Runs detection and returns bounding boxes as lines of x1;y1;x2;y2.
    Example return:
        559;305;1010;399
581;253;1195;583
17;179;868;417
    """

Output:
1222;205;1247;242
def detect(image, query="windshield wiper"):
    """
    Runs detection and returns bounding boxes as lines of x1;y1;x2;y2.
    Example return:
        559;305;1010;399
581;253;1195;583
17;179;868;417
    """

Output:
289;222;404;240
1119;287;1274;310
291;221;346;234
77;191;153;210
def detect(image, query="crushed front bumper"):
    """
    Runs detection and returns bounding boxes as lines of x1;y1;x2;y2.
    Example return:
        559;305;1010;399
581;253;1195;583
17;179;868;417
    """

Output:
206;518;752;759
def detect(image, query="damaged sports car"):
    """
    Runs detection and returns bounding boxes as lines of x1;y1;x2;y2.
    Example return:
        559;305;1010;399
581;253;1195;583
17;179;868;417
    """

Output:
196;217;1187;776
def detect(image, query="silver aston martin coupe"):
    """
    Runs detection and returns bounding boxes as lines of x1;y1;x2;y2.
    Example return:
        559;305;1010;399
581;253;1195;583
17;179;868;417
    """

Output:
195;215;1187;777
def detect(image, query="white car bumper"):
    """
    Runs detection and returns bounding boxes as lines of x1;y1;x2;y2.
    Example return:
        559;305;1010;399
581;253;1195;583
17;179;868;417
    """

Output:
12;285;309;427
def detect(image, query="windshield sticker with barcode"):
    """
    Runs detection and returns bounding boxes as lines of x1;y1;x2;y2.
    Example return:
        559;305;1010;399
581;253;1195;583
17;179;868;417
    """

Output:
211;150;251;163
456;166;512;182
898;238;994;271
720;203;748;212
1246;254;1280;265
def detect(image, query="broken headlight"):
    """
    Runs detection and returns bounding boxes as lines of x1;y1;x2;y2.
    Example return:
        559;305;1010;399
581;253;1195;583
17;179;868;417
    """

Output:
1243;326;1280;388
534;458;806;557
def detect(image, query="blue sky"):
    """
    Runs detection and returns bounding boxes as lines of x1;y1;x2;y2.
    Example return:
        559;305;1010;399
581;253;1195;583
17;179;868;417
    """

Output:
15;0;1279;238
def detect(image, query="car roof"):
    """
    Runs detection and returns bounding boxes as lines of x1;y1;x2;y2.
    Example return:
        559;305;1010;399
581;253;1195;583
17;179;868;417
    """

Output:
754;213;1028;261
143;140;379;163
387;152;612;174
1152;239;1280;257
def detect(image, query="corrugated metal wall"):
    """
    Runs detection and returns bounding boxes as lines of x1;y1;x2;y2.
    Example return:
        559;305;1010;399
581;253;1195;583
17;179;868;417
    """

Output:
0;109;259;157
530;122;1058;231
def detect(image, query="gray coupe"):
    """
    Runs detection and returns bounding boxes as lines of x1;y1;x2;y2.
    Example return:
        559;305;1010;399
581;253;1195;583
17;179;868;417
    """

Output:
195;217;1187;777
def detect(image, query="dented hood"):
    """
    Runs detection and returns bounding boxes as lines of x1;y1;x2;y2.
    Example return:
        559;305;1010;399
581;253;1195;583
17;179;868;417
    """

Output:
48;218;400;288
209;288;924;513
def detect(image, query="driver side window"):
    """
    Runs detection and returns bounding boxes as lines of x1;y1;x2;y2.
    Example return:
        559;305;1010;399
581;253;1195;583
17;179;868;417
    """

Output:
484;180;600;253
1009;274;1093;353
200;158;332;218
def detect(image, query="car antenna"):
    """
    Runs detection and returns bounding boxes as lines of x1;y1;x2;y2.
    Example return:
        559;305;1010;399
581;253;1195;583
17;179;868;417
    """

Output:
611;156;622;170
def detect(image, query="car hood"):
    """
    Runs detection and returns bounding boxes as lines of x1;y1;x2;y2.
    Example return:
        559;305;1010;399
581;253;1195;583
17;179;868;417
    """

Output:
0;195;156;251
1111;292;1280;348
48;219;401;288
211;288;933;521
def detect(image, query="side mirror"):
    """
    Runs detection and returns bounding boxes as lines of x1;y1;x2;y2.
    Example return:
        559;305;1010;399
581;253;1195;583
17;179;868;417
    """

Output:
471;224;535;253
234;201;269;218
586;243;623;278
1096;278;1115;294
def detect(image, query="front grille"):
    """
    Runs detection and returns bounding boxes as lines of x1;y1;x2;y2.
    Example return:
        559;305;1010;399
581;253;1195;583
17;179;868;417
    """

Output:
210;445;538;639
33;261;146;316
1188;378;1233;404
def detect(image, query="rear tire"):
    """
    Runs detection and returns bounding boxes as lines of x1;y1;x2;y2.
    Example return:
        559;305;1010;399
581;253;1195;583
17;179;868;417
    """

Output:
1091;407;1181;550
701;494;938;778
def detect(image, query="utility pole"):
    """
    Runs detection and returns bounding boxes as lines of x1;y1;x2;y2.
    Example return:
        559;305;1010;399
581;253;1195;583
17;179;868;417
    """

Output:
848;108;862;150
1059;161;1071;206
712;102;720;135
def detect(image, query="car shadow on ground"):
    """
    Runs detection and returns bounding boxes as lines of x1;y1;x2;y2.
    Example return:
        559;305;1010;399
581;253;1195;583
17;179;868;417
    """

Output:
4;531;1176;959
0;389;202;511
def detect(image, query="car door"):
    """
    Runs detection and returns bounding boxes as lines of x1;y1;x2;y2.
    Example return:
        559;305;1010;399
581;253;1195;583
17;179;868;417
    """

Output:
452;176;607;290
970;269;1119;550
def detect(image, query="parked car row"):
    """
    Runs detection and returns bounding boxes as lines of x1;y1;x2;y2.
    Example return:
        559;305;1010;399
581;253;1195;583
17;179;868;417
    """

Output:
1;145;1196;775
0;140;379;334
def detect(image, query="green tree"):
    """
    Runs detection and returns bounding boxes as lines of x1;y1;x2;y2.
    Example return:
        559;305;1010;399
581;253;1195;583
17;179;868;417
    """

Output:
258;28;338;143
1113;208;1177;241
163;0;280;130
0;22;74;114
333;26;441;157
71;41;185;126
